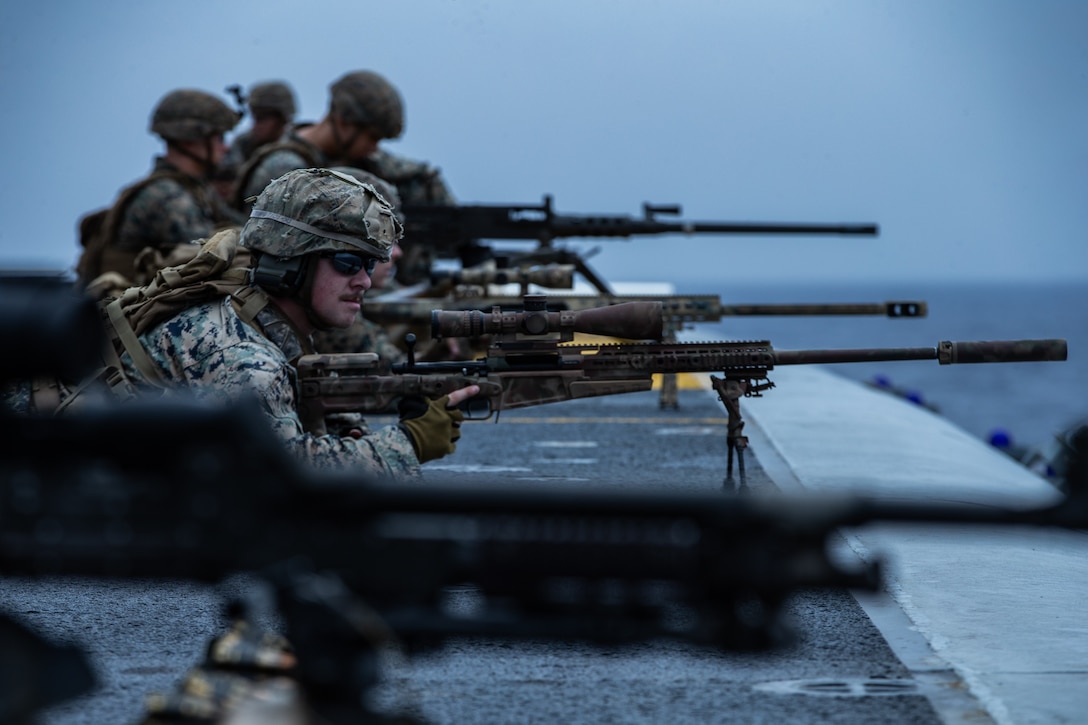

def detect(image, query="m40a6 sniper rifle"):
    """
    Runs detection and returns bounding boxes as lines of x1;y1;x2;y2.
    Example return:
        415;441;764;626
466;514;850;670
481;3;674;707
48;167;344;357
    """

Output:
297;295;1067;483
397;195;879;291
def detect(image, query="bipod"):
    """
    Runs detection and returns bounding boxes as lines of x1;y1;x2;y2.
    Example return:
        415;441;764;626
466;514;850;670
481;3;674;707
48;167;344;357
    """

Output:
658;324;681;410
710;375;774;491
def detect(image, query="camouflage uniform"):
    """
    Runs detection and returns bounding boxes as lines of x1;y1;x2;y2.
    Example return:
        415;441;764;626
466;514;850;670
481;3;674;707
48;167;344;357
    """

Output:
124;295;420;479
233;127;327;208
344;147;455;206
223;81;298;172
313;314;406;372
220;129;260;173
236;70;456;210
77;89;242;287
115;157;234;253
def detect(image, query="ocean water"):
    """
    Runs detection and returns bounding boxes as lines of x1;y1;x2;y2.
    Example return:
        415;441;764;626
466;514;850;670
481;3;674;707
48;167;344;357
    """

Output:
672;279;1086;454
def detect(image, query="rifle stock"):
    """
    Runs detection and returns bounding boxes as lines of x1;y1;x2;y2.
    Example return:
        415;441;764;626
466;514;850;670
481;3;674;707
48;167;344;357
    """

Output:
296;353;502;431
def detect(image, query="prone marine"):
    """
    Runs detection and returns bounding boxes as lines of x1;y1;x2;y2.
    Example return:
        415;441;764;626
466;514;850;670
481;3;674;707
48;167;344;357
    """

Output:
16;168;477;481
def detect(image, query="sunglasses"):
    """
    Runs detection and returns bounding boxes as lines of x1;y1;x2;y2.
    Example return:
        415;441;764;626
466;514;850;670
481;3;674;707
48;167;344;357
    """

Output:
324;251;379;277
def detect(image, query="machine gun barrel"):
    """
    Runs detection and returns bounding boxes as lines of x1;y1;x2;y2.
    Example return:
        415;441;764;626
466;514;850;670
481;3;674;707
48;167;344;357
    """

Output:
397;196;878;290
402;196;878;248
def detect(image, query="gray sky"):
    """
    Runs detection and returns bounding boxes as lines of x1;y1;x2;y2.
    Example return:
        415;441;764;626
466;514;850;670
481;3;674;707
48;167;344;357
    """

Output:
1;0;1085;285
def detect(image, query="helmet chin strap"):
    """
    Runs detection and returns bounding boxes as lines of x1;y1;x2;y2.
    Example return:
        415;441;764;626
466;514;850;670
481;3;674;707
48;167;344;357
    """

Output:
167;139;218;179
297;255;337;332
330;116;364;160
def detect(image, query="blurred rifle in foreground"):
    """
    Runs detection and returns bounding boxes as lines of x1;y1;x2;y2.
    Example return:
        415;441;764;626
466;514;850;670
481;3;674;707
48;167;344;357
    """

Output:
1;277;1084;723
398;195;879;291
4;398;1087;723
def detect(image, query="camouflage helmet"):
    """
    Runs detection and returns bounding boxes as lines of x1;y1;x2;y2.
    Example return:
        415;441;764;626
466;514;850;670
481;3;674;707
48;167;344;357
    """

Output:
241;167;402;262
329;71;404;140
248;81;296;119
327;166;403;222
150;89;240;142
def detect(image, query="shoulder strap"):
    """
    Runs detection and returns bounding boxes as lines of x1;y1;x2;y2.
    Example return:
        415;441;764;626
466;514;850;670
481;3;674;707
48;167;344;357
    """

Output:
232;139;322;209
75;169;200;285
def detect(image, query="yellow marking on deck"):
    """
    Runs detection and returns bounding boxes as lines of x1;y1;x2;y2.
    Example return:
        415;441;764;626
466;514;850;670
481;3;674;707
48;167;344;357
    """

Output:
652;372;713;390
567;337;714;392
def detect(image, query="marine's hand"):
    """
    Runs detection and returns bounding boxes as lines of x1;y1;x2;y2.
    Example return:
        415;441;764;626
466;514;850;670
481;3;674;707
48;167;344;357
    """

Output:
446;384;480;407
398;387;479;463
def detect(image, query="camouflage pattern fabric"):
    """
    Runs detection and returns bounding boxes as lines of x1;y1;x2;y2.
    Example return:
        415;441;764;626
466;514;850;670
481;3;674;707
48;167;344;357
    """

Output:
221;129;260;175
76;159;239;286
2;374;112;415
313;315;406;372
241;167;400;261
122;296;421;479
336;149;456;283
142;668;302;723
343;148;455;206
115;158;234;252
1;381;31;414
234;130;326;209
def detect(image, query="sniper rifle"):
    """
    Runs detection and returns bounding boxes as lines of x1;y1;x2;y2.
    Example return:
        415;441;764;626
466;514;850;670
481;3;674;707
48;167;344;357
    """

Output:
364;293;927;329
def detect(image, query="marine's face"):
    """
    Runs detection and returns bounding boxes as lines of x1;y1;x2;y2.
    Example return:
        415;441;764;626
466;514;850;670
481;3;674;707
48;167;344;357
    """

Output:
345;124;381;161
369;241;403;289
309;253;374;328
251;110;286;145
179;133;229;166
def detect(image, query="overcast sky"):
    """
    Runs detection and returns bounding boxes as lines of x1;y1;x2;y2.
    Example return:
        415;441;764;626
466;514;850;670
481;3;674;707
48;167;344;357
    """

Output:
1;0;1085;285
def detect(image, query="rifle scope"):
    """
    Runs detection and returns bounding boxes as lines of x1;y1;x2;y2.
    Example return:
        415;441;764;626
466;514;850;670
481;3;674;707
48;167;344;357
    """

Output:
432;295;663;341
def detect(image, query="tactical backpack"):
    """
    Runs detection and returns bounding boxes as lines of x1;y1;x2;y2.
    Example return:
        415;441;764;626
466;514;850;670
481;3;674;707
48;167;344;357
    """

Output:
76;169;207;286
47;229;269;413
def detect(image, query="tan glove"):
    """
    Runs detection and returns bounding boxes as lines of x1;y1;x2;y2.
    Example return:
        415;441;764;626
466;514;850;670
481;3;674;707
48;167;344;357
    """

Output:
398;395;464;463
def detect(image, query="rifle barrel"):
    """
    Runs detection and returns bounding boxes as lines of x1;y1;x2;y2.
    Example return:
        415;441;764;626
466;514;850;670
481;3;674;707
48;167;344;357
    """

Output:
774;339;1068;366
544;219;879;238
717;302;926;318
664;221;879;236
